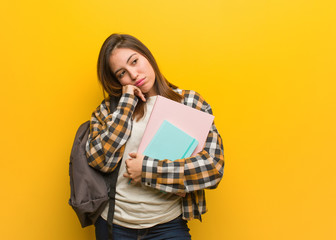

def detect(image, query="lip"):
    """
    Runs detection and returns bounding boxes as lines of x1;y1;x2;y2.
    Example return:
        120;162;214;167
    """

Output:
135;78;146;87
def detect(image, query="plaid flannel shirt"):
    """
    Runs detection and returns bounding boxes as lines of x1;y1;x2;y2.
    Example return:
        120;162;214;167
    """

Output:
86;89;224;221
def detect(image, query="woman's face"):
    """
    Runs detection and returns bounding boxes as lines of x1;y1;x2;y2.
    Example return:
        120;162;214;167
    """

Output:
109;48;157;97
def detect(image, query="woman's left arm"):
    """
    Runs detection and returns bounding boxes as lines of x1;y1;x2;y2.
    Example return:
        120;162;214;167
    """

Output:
140;99;225;195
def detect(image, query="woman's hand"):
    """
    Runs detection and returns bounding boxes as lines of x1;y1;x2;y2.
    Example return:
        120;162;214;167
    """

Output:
124;152;186;196
123;152;144;184
122;85;146;102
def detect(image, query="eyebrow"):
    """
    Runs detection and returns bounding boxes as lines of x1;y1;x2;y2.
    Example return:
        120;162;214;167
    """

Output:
114;53;137;75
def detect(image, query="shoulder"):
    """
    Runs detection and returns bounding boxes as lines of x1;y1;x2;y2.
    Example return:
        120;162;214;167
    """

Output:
97;97;110;113
177;89;212;113
94;95;119;114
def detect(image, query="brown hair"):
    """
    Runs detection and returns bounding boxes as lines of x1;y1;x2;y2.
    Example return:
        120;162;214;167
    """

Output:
97;33;183;121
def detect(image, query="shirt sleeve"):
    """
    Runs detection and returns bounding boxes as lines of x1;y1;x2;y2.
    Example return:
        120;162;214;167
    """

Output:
141;96;225;194
85;93;138;173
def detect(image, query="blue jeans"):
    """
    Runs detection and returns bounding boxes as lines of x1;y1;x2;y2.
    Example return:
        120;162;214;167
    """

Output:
95;215;191;240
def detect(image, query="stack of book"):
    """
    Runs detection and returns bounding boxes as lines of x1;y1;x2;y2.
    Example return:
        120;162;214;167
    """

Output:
139;95;214;161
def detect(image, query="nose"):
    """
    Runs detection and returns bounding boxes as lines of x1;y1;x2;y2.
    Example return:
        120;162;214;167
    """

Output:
129;68;138;81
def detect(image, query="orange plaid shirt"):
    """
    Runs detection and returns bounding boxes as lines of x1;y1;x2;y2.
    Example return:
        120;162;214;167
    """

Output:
86;89;224;221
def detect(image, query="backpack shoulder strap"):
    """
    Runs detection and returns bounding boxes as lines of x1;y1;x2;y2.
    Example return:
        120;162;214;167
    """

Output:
106;162;121;240
106;95;121;240
109;95;119;113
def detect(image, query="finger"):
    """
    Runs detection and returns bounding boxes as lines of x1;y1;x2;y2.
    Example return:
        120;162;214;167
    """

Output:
133;177;141;183
139;93;146;102
125;162;132;173
123;172;131;178
128;152;137;158
134;88;146;102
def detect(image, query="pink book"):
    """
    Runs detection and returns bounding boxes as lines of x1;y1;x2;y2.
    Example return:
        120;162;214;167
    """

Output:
138;95;214;157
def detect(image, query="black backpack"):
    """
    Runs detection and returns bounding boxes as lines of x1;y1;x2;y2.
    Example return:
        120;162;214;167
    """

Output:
69;96;120;240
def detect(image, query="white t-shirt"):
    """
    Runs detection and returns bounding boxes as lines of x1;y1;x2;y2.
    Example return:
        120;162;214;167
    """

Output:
101;95;182;229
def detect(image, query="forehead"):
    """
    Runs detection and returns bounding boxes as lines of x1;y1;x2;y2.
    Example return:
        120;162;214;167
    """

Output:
109;48;137;68
111;48;137;58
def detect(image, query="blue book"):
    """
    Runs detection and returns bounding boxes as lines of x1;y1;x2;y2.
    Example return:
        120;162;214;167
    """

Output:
143;120;199;161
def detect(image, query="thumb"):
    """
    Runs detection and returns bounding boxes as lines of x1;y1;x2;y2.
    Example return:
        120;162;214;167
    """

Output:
128;152;137;158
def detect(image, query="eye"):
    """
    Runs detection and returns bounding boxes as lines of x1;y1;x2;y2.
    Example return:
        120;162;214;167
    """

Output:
132;58;138;65
118;70;125;79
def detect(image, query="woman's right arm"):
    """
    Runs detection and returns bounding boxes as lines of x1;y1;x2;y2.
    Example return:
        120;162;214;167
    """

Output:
85;93;138;173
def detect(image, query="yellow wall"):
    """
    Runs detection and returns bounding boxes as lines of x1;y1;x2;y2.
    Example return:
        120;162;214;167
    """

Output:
1;0;335;239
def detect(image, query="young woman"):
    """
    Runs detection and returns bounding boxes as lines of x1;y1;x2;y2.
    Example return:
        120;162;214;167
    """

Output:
86;33;224;240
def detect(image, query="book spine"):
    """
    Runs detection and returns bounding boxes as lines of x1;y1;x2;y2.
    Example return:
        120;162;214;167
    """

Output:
182;138;197;158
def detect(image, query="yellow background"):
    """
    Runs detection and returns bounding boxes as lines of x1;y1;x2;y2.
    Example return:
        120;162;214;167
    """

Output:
1;0;335;239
